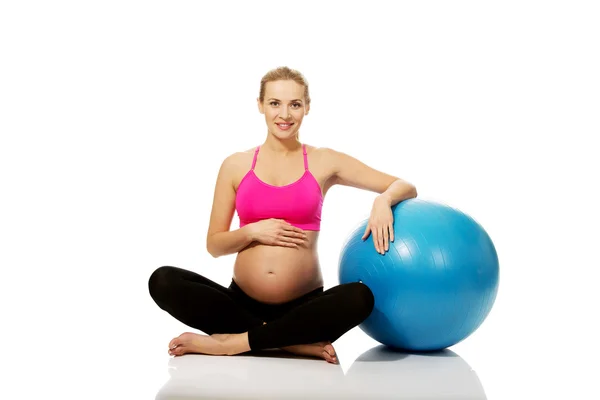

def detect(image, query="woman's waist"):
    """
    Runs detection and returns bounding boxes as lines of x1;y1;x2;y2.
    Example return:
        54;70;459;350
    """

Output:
235;244;319;269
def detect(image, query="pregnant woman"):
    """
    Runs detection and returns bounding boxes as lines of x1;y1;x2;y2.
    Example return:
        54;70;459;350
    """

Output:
148;66;418;364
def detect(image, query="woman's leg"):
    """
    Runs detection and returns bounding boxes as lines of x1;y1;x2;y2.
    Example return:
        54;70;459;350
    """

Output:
148;266;263;335
246;281;375;351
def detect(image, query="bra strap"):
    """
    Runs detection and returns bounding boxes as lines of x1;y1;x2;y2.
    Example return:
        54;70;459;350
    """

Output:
302;144;308;171
251;146;260;170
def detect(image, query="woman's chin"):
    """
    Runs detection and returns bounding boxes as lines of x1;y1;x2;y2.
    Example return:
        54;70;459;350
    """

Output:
271;131;298;139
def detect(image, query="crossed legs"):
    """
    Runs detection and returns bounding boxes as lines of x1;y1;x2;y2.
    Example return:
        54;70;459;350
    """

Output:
148;266;374;361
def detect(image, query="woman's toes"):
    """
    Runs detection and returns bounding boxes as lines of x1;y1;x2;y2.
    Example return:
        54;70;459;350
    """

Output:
170;345;184;356
323;344;336;357
169;336;181;349
169;332;194;349
323;344;338;363
322;350;338;364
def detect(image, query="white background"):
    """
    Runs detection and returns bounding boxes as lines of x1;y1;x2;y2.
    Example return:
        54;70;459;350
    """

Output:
1;0;599;398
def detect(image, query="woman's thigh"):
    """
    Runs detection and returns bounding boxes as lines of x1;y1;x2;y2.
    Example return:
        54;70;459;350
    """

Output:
148;266;265;334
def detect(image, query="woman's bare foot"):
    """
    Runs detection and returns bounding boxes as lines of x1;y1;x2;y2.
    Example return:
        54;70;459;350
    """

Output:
281;341;338;364
168;332;228;357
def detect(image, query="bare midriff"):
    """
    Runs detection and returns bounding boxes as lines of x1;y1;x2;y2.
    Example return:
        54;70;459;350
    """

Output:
232;230;323;304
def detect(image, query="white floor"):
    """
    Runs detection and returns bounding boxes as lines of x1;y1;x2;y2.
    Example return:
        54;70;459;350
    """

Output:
146;308;598;400
154;335;487;400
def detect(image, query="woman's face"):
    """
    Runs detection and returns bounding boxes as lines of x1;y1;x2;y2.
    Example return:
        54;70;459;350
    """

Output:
258;80;309;140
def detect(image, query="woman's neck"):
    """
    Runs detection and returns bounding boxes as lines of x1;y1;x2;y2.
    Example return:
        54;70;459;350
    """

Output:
262;134;301;155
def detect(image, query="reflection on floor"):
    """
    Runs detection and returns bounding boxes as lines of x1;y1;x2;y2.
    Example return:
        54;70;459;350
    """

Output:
155;344;487;399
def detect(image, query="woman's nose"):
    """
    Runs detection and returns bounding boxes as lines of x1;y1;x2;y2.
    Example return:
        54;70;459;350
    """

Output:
280;109;293;120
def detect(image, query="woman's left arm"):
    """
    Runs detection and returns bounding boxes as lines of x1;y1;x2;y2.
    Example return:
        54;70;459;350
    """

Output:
329;148;418;254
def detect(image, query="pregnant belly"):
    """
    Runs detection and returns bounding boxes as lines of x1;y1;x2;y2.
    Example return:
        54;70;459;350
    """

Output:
233;238;324;304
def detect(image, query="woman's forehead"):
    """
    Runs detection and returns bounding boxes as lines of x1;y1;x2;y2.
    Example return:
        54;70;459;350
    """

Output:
265;80;304;97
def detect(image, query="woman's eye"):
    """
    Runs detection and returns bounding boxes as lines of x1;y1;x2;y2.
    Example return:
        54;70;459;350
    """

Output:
270;102;301;108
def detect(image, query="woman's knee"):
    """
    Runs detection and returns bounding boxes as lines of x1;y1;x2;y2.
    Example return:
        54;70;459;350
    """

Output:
148;266;177;300
348;282;375;319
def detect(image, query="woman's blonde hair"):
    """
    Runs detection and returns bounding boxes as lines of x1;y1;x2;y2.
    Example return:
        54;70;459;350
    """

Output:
258;66;311;107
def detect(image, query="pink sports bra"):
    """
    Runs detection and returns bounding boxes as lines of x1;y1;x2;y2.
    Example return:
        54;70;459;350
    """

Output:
236;144;323;231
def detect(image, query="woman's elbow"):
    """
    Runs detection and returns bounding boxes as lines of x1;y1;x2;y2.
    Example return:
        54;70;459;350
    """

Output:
411;185;418;198
206;236;220;258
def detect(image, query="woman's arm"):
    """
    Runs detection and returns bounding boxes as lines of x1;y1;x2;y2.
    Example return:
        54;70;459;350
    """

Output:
329;148;418;202
329;148;417;254
206;154;254;258
208;227;255;258
377;179;418;206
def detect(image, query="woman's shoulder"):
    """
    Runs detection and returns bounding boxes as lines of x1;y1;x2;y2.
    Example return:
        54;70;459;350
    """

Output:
217;148;257;188
304;144;340;160
221;147;256;167
304;143;334;153
211;150;253;186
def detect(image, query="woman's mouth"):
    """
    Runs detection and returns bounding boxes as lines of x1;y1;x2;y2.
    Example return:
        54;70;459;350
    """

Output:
276;123;294;131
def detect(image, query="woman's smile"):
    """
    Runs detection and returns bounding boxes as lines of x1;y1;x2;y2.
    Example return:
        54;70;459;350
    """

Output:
276;123;294;131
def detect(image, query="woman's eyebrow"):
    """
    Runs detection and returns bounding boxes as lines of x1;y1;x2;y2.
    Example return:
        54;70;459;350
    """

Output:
267;98;303;102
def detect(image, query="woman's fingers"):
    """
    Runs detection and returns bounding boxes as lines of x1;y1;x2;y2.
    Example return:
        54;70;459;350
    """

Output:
362;225;371;240
372;226;379;253
282;225;308;239
279;236;303;244
275;221;309;248
279;235;307;246
276;241;298;248
373;225;386;254
283;224;307;236
363;222;394;255
382;225;388;251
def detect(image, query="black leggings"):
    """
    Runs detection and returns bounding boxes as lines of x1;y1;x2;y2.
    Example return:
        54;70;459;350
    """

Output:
148;266;375;351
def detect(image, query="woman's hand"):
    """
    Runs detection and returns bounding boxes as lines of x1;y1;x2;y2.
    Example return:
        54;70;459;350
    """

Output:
248;218;308;248
362;195;394;255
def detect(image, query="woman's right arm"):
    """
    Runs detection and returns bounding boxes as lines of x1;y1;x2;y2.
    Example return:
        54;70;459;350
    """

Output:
206;154;255;258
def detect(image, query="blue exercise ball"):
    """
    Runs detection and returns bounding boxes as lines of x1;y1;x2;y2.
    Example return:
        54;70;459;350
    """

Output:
339;198;499;351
